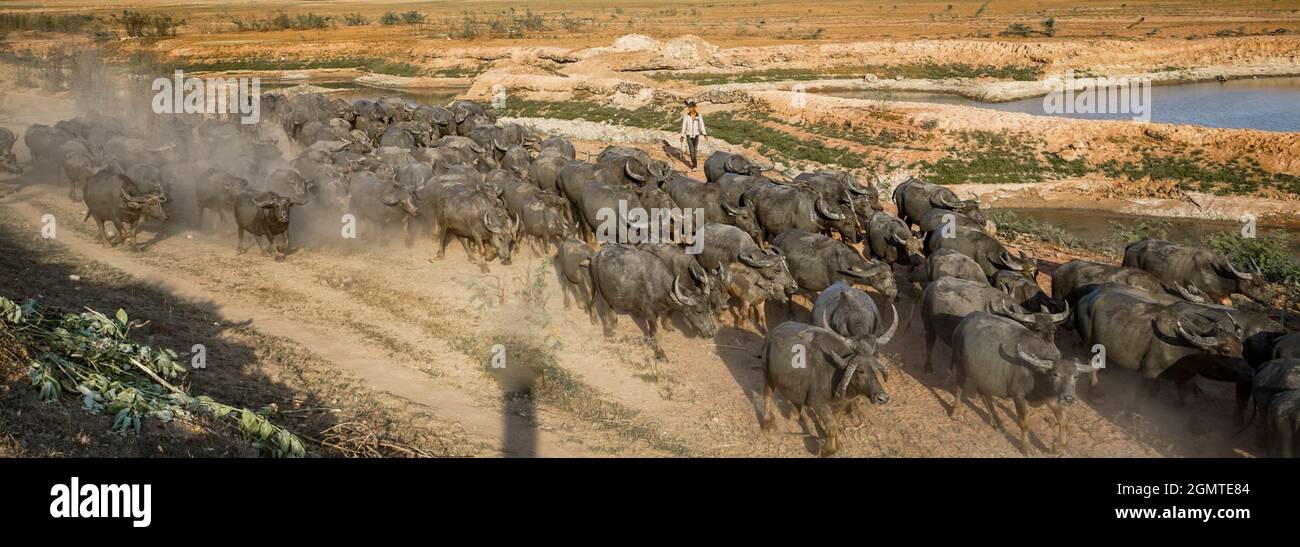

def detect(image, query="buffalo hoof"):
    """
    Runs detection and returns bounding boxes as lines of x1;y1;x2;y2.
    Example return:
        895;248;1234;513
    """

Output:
818;443;838;458
759;418;775;434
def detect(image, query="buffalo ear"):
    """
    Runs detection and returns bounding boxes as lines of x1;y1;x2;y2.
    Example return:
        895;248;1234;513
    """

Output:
1151;312;1181;341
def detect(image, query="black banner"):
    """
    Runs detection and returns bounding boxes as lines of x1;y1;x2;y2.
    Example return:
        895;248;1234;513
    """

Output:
0;458;1290;535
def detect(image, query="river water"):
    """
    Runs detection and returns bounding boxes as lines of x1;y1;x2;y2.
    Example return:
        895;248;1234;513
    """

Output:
820;76;1300;133
993;207;1300;253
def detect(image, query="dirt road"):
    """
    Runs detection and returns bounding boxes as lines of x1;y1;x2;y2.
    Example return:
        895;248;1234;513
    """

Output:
0;173;1262;457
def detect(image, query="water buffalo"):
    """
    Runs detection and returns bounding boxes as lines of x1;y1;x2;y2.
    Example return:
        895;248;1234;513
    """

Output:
1265;390;1300;457
1274;333;1300;360
1074;284;1251;419
83;171;168;251
771;229;897;301
556;237;596;316
585;244;715;359
596;146;672;187
760;321;890;457
916;207;989;235
0;127;20;175
235;190;300;260
811;281;899;353
746;179;859;243
61;150;100;200
864;210;920;266
196;168;250;229
349;171;420;244
579;181;647;245
925;248;989;285
663;174;764;246
926;226;1037;281
1123;239;1273;304
641;242;723;311
921;276;1066;373
528;154;568;193
431;183;517;271
692;223;796;329
23;124;77;170
950;312;1096;454
798;170;880;217
704;151;761;182
992;270;1057;314
539;136;576;160
1244;359;1300;433
1051;259;1206;310
892;177;985;229
518;191;572;256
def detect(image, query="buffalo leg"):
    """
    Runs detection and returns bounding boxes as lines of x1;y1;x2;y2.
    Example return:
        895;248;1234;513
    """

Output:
811;404;839;457
254;231;270;256
110;218;127;247
751;301;766;334
94;219;109;248
642;314;666;360
949;361;968;418
1013;396;1031;455
128;220;140;251
236;227;247;254
435;227;450;260
281;232;291;254
268;234;283;260
759;383;777;433
981;394;1001;431
472;236;490;272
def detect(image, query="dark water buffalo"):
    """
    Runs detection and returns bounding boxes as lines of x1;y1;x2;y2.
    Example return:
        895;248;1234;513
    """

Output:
579;181;647;244
0;127;21;174
811;281;899;352
704;151;761;182
556;237;596;316
61;151;99;200
926;226;1037;281
1274;333;1300;360
265;168;313;204
951;312;1095;454
498;145;531;180
596;146;672;187
196;168;250;228
586;244;715;359
640;242;723;313
1265;390;1300;457
864;210;920;266
556;161;599;220
772;229;897;300
892;177;985;229
1074;284;1251;419
992;270;1057;314
692;223;796;330
1051;259;1205;309
798;170;879;216
664;174;764;246
349;171;420;244
746;179;859;243
23;124;77;170
1245;358;1300;431
1123;239;1273;304
921;276;1065;373
83;171;168;251
760;321;890;457
925;248;988;285
234;191;299;260
431;183;517;271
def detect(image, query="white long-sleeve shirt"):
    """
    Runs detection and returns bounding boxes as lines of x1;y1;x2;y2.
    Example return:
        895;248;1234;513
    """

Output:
681;112;707;138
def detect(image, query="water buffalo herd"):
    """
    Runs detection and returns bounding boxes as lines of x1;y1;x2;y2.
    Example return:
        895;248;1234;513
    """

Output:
7;89;1297;457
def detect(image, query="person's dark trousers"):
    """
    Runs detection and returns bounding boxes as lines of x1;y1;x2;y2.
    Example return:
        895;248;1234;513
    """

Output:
686;136;699;169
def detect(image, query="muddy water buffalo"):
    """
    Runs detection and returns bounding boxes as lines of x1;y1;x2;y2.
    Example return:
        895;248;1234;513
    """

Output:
1051;259;1206;309
798;170;880;217
235;191;300;260
0;127;20;175
760;321;890;457
596;146;672;187
664;175;764;246
265;168;313;205
812;281;899;353
1123;239;1274;304
864;210;920;266
196;168;250;228
349;171;420;244
432;184;517;272
586;244;715;359
83;171;168;251
24;124;77;170
926;226;1037;281
640;242;721;311
61;151;100;200
518;191;572;256
555;237;596;316
746;179;859;243
579;181;647;245
692;223;796;329
539;136;575;161
951;312;1096;454
920;276;1066;373
892;177;985;229
528;154;568;193
772;229;897;300
1074;284;1251;419
1245;359;1300;434
704;151;761;182
499;145;531;180
925;248;988;285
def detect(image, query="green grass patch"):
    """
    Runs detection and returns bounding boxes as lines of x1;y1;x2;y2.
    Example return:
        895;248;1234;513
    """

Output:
1204;232;1300;285
987;211;1081;246
1097;154;1300;196
916;131;1088;185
